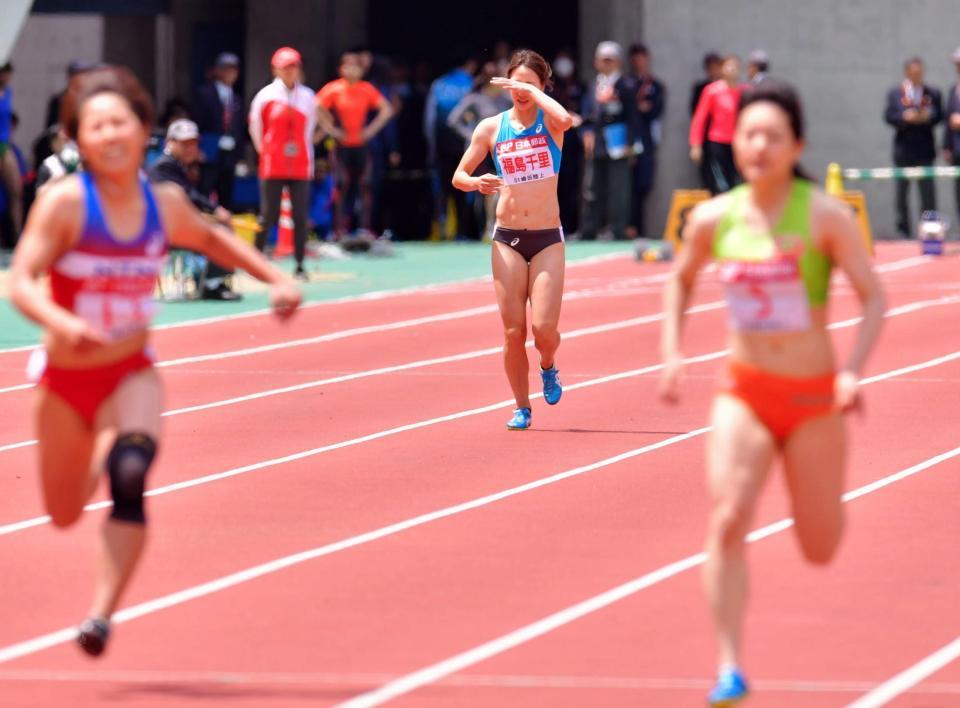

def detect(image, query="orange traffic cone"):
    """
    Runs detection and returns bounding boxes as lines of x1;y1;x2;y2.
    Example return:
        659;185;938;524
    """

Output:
274;187;294;258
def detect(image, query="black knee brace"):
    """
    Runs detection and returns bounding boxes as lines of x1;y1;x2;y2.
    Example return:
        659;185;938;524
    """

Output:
106;432;157;524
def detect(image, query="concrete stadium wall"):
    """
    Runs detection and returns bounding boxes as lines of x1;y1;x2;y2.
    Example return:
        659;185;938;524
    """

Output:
579;0;645;76
9;14;104;150
244;0;366;104
587;0;960;237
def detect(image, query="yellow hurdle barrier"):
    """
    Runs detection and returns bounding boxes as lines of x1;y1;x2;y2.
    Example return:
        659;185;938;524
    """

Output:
662;189;711;250
826;162;874;255
661;167;874;256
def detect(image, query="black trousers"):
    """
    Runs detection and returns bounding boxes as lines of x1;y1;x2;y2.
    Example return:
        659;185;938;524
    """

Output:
631;148;657;237
582;156;631;240
258;178;310;267
381;172;433;240
557;129;584;234
335;146;371;234
894;154;936;237
200;163;238;287
368;150;387;235
201;147;238;211
698;151;716;193
435;125;472;238
954;155;960;228
704;141;741;195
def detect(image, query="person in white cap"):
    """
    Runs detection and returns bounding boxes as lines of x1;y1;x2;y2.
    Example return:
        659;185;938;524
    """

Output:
944;47;960;225
249;46;316;279
148;119;241;300
746;49;769;84
581;40;638;240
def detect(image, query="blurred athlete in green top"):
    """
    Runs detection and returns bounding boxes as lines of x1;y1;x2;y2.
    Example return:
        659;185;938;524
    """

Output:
660;79;885;706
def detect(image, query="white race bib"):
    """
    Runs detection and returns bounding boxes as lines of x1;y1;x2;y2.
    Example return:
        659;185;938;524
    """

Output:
495;134;556;185
75;292;158;340
720;256;811;332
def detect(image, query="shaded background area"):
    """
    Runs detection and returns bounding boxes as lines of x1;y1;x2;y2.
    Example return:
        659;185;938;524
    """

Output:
368;0;578;69
7;0;960;236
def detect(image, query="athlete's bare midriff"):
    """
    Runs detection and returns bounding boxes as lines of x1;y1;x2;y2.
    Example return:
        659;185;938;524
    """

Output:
44;330;149;369
495;176;561;230
728;306;835;377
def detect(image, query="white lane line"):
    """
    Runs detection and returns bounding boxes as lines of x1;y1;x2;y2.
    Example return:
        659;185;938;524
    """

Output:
4;288;957;454
338;445;960;708
859;351;960;386
155;304;499;367
0;251;633;355
847;636;960;707
151;273;670;370
0;253;939;403
3;289;959;532
825;294;960;331
0;269;668;392
159;302;725;415
0;250;934;362
0;301;727;455
5;669;960;694
0;304;503;380
0;427;711;665
0;351;728;537
0;345;957;663
874;255;932;273
151;290;956;370
0;439;36;454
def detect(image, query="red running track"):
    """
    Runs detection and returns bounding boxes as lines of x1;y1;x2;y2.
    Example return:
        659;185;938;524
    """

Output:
0;243;958;707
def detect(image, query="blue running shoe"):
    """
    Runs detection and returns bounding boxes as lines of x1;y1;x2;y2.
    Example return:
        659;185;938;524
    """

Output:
540;365;562;405
507;407;532;430
708;666;749;706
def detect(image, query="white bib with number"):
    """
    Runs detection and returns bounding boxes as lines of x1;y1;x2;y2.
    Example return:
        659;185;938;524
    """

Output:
720;255;811;332
495;134;556;185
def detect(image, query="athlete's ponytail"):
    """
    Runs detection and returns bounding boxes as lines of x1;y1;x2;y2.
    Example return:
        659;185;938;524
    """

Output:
737;79;815;182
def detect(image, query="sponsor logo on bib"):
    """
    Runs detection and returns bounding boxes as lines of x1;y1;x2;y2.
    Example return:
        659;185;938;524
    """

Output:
495;134;555;185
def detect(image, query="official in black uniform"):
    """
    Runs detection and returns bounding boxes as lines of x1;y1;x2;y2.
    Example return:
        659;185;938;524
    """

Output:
193;52;245;210
885;57;943;237
943;47;960;227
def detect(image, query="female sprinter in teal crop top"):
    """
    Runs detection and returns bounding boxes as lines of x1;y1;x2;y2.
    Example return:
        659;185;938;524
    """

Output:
452;49;573;431
660;80;885;706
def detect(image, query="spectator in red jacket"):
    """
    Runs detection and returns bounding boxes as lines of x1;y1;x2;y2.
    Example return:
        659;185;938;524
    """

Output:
689;52;723;192
249;46;316;279
689;55;744;194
